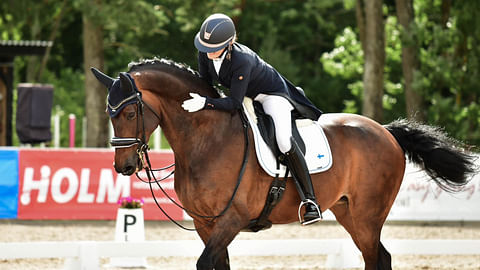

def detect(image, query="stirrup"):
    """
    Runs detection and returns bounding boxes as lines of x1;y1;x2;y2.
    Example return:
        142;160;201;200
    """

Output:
298;199;322;226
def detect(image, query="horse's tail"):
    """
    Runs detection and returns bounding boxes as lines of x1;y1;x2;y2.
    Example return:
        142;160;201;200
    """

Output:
384;119;478;192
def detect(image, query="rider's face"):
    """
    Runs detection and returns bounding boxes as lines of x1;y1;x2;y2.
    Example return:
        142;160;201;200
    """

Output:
207;47;226;60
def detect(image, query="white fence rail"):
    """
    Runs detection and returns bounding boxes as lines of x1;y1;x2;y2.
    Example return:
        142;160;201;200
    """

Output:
1;239;480;269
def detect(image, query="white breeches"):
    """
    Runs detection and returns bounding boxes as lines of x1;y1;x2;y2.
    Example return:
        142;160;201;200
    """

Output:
254;94;294;154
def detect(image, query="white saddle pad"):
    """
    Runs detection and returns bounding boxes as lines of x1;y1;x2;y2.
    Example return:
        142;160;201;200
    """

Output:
243;97;333;177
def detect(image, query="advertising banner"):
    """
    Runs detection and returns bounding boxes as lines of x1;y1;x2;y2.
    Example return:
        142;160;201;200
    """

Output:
17;149;182;220
9;148;480;221
388;162;480;221
0;149;19;218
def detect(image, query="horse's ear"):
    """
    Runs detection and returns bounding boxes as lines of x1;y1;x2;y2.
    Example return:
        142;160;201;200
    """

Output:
119;72;134;93
90;67;114;88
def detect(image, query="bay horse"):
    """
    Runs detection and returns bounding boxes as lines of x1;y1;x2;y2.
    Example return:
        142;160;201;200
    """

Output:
91;58;476;270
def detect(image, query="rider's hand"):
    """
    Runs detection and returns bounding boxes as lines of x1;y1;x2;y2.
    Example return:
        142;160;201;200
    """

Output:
182;93;206;112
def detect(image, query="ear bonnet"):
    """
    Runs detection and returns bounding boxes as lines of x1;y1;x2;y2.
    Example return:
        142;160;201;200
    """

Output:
91;68;140;117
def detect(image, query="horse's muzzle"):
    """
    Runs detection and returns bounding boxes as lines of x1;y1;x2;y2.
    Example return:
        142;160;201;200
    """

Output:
113;148;142;175
114;160;137;175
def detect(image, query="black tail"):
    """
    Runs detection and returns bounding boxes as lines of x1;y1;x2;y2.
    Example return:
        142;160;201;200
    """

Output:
385;119;478;192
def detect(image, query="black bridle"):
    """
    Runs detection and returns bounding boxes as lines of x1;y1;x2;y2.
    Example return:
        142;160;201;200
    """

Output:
109;89;250;231
109;91;156;169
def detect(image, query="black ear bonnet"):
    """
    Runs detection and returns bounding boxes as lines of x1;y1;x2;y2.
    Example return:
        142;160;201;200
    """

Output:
90;67;140;118
107;72;141;117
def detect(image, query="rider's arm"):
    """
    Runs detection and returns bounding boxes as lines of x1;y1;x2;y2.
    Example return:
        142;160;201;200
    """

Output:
204;57;251;111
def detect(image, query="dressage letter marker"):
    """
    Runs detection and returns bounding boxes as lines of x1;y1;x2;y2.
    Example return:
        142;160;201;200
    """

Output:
108;208;147;268
124;214;137;237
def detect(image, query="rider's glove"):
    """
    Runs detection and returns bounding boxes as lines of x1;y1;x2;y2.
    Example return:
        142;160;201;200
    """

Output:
182;93;206;112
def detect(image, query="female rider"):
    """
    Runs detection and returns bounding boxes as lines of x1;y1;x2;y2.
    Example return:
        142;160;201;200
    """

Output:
182;13;322;225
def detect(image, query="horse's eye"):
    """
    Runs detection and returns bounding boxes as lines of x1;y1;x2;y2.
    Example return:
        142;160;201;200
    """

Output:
126;112;136;120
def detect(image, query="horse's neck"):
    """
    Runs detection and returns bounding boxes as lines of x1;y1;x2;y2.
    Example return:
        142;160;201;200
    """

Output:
146;69;240;163
159;100;240;162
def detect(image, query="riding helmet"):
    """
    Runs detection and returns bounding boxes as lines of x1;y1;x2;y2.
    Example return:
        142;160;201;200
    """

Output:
194;13;236;53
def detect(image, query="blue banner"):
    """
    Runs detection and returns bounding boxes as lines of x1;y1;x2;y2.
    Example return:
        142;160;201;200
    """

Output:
0;149;19;218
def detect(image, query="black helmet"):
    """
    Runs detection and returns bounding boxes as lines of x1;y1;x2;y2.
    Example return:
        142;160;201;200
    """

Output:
194;13;236;53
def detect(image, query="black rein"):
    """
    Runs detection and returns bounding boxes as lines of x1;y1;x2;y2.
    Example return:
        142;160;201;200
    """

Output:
111;91;250;231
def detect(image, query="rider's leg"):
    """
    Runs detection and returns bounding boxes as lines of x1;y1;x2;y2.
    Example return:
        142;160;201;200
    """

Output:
254;94;322;225
284;137;322;224
254;94;293;153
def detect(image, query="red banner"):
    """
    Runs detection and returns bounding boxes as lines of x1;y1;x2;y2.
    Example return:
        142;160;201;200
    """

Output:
17;149;183;220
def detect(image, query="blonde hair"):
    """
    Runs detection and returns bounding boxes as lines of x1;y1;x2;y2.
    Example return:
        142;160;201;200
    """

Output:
226;34;237;60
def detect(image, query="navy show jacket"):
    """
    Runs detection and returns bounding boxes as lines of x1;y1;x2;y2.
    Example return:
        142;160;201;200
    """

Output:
198;42;322;120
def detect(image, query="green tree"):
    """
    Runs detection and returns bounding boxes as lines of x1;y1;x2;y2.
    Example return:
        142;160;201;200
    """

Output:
321;0;480;144
5;0;479;147
396;0;425;122
356;0;386;122
414;0;480;144
74;0;169;147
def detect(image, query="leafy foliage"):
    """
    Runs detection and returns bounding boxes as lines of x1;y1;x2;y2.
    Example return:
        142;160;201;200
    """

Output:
321;1;480;145
1;0;480;146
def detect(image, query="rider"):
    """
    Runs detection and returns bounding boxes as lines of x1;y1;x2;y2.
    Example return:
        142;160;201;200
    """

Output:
182;13;323;225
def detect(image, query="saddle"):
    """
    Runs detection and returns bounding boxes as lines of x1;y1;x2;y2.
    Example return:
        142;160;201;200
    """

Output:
242;97;332;231
242;97;332;177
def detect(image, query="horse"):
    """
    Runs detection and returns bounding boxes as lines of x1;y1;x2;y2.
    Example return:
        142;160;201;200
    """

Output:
91;58;477;270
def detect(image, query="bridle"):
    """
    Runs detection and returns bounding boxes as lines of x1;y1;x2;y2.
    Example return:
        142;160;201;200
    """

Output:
109;81;251;231
109;91;159;170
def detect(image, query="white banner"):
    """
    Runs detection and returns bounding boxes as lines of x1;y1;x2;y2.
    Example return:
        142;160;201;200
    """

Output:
320;160;480;222
388;162;480;221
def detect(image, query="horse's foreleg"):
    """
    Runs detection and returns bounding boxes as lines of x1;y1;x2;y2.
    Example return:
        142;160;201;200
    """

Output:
194;217;246;270
376;241;391;270
197;245;230;270
215;249;230;270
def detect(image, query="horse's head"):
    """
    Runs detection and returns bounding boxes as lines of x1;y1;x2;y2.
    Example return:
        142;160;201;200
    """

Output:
91;67;159;175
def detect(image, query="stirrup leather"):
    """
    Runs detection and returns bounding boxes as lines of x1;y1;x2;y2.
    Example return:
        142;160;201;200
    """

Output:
298;199;323;225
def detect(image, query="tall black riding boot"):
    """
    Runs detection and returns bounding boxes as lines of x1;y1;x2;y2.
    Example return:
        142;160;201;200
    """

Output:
285;137;322;225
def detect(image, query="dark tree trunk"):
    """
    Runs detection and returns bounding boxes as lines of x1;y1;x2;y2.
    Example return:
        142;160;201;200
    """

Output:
83;9;109;147
396;0;425;122
358;0;385;122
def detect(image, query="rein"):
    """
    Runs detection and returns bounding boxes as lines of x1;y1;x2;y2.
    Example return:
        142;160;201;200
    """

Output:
110;88;250;231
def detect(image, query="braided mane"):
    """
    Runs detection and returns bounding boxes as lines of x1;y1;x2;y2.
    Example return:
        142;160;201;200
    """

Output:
128;57;200;77
127;57;221;97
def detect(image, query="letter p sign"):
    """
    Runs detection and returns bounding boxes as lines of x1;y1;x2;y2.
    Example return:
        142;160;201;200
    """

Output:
114;209;145;242
124;214;137;232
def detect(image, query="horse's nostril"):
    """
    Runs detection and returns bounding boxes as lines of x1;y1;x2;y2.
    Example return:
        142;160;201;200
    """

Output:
113;163;122;174
122;165;136;175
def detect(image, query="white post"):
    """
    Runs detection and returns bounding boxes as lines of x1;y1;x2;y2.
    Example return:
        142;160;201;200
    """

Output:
68;114;76;148
64;242;100;270
153;128;161;150
79;242;100;270
53;113;60;148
